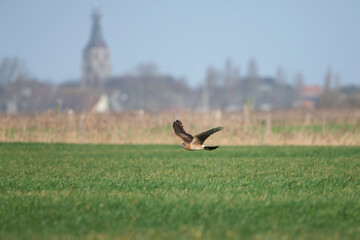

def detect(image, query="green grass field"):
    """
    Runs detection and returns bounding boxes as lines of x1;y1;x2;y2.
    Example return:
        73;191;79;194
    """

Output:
1;143;359;239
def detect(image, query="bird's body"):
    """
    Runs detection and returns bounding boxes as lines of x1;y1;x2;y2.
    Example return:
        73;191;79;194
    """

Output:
173;120;223;151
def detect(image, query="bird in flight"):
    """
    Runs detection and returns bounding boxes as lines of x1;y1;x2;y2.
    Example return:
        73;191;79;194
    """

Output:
173;119;223;151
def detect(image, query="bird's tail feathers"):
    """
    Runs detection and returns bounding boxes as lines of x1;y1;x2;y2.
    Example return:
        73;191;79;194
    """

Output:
203;145;219;151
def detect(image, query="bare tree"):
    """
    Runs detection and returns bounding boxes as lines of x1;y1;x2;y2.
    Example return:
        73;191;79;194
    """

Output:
202;66;219;111
224;58;240;87
276;66;286;86
136;63;158;77
0;57;27;85
319;67;333;108
274;66;287;107
293;72;305;107
247;58;260;106
247;58;259;81
205;66;218;89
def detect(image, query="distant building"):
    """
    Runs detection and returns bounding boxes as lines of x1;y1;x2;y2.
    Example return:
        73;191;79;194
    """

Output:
92;94;110;113
82;9;111;87
298;85;322;109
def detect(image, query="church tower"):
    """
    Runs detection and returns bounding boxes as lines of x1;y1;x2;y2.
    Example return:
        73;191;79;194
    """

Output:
82;9;111;87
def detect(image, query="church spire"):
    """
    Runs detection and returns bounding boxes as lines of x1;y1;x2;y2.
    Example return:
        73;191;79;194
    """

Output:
82;8;111;87
86;8;106;49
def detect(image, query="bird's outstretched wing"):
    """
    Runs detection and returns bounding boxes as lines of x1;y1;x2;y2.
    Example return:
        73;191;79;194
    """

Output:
194;127;224;144
173;120;193;143
203;146;219;151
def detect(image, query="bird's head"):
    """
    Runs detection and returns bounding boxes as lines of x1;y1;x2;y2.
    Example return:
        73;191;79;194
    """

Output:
181;142;188;148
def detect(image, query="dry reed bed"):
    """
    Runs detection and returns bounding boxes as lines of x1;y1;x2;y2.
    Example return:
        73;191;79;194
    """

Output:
0;109;360;145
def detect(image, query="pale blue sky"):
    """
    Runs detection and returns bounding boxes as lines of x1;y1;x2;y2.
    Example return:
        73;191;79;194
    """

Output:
1;0;359;87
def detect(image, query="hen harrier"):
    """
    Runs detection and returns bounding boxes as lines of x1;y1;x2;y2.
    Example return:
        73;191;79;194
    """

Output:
173;119;223;151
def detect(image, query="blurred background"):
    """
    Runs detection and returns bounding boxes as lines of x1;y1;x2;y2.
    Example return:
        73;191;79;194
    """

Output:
0;1;359;145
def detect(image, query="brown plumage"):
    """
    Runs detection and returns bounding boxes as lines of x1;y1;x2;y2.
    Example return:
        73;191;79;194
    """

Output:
172;119;223;151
